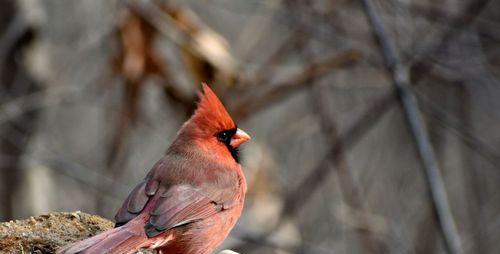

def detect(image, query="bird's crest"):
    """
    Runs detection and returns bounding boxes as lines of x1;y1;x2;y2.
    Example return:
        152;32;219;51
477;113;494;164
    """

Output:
181;83;236;136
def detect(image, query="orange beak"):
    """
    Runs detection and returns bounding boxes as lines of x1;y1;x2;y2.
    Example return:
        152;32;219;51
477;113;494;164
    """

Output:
230;128;251;148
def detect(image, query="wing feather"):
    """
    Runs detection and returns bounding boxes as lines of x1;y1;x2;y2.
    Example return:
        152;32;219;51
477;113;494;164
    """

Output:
115;180;152;225
127;181;149;213
145;179;160;196
145;185;221;237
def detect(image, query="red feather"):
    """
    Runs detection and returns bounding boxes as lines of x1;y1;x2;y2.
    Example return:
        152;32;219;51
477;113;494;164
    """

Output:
180;83;236;139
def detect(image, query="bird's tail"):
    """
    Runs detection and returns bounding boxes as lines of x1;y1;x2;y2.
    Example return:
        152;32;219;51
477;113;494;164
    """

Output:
56;218;156;254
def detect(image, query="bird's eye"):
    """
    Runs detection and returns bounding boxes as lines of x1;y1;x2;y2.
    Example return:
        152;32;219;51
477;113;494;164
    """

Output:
217;131;231;144
216;128;237;144
216;128;240;162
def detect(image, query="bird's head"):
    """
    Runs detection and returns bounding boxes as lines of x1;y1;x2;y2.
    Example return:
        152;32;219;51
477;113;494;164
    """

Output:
177;83;250;163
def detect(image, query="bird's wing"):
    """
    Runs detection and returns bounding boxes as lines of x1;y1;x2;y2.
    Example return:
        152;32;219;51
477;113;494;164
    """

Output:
114;178;160;226
114;158;240;236
144;184;224;237
114;179;229;238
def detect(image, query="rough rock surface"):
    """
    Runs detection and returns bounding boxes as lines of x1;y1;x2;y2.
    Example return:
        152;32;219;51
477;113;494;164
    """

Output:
0;211;155;254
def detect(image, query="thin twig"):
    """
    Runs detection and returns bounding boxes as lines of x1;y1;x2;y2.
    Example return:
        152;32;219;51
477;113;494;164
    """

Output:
238;29;305;89
417;91;500;169
0;86;81;126
407;2;500;31
47;152;131;200
409;0;491;82
311;85;387;253
232;49;361;120
360;0;463;254
233;0;282;60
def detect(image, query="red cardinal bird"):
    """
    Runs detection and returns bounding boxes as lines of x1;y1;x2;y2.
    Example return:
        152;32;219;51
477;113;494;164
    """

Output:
57;84;250;254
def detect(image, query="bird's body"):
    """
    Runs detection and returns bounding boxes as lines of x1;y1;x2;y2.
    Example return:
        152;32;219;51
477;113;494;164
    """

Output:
57;84;250;254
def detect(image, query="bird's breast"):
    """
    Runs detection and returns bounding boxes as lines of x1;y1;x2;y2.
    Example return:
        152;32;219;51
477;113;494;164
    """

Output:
160;205;244;254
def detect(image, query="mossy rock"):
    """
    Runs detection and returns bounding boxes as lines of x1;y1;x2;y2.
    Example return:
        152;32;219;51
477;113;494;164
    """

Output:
0;211;154;254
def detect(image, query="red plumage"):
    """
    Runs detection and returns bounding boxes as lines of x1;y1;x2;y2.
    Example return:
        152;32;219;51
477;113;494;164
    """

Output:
57;84;250;254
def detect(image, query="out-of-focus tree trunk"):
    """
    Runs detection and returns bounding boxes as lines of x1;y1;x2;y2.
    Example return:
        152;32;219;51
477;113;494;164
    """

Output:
0;0;39;221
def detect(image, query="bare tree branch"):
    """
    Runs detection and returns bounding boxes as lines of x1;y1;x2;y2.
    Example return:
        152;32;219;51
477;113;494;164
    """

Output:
360;0;463;253
232;49;361;120
417;90;500;169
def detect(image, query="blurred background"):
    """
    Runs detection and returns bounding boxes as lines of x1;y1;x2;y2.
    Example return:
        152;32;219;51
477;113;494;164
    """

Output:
0;0;500;253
